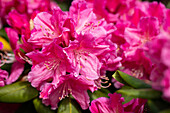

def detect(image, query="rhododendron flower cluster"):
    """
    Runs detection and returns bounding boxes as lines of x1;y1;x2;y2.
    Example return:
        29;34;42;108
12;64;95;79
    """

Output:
26;2;119;109
0;0;170;112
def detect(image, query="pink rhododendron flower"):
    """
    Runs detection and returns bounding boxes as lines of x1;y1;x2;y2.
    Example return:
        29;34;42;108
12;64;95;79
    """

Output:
145;36;168;83
26;0;51;14
111;21;131;45
124;17;159;50
82;0;138;22
126;7;147;27
28;7;70;48
69;0;116;36
110;0;168;87
69;0;89;15
28;12;58;48
0;0;15;24
147;2;166;24
145;33;170;100
0;0;57;24
65;33;108;80
117;17;159;80
27;39;74;88
6;10;34;54
70;1;121;72
27;39;98;109
123;98;147;113
7;10;29;34
126;1;166;26
41;74;97;110
4;0;59;64
163;9;170;34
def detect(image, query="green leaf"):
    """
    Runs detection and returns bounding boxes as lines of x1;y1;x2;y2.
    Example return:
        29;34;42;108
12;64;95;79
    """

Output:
58;98;82;113
159;109;170;113
167;1;170;8
1;63;12;72
117;89;162;99
0;81;38;103
33;98;55;113
147;100;160;113
122;93;134;104
113;70;151;89
57;3;69;11
120;86;134;104
147;99;170;113
112;71;128;85
0;28;8;41
89;88;110;101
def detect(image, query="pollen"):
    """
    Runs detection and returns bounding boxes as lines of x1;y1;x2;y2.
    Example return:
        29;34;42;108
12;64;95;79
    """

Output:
44;60;61;70
44;63;50;70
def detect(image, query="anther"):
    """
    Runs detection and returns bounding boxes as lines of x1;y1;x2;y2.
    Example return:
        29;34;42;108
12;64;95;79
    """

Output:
101;83;111;88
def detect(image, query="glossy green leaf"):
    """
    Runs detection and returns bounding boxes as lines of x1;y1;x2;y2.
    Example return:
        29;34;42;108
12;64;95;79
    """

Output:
33;98;55;113
58;98;82;113
0;81;38;103
113;70;151;89
89;88;110;101
112;71;128;85
121;93;135;104
120;86;134;104
117;89;162;99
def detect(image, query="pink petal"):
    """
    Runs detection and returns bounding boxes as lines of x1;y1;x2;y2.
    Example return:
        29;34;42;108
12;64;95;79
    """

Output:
138;17;160;37
6;61;24;84
5;28;19;50
0;69;8;87
90;93;124;113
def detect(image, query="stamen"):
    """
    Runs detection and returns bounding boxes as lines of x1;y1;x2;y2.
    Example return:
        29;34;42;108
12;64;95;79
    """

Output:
101;83;111;88
0;59;6;67
101;80;108;84
0;51;15;66
59;97;61;100
18;52;32;65
100;76;109;81
94;80;102;89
